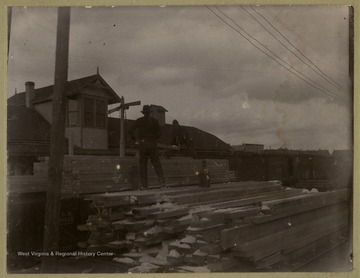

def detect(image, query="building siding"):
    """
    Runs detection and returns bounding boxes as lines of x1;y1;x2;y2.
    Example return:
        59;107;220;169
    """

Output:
82;128;108;149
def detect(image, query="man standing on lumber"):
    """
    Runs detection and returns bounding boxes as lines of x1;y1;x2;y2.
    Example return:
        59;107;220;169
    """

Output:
128;105;167;190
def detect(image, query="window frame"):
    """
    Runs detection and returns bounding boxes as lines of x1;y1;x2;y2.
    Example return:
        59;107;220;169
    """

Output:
82;95;107;129
67;98;80;127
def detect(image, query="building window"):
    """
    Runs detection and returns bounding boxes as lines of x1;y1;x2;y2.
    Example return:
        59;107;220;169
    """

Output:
95;99;106;128
83;97;106;128
68;99;79;126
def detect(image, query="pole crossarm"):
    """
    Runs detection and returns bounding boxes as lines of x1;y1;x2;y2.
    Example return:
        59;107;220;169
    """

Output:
108;100;141;114
111;97;141;157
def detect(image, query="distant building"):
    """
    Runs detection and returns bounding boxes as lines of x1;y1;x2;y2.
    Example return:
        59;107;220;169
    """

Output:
149;105;167;126
229;147;335;186
332;149;353;188
232;143;265;153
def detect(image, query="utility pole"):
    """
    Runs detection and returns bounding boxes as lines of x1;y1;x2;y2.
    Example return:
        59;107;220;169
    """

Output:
120;96;125;157
349;6;354;90
41;7;71;273
348;5;354;269
108;98;141;157
8;7;12;62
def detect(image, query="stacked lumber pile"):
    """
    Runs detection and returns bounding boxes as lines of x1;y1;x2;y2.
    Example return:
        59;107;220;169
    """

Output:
7;175;48;194
32;156;235;194
77;182;280;271
162;181;283;206
77;181;350;272
160;188;349;272
221;188;349;269
294;179;349;191
77;188;193;255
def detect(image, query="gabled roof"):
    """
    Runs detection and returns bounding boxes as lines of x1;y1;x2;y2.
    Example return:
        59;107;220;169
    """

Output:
7;104;51;143
150;104;168;112
7;93;25;106
7;104;69;156
8;74;121;105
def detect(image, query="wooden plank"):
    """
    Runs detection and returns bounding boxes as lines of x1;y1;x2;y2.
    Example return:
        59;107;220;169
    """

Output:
112;218;155;231
76;187;131;195
221;202;348;249
132;206;162;217
236;208;348;254
163;181;282;197
232;210;348;256
248;220;347;262
7;176;49;193
209;189;300;209
168;241;194;254
246;199;349;224
106;211;126;221
271;231;347;271
190;206;260;228
256;229;347;269
135;235;167;247
192;249;208;265
135;195;163;205
207;257;241;272
283;223;347;255
223;206;261;220
191;191;278;207
105;240;128;250
150;207;189;220
199;242;222;254
194;225;226;242
166;184;282;205
94;197;131;207
157;214;194;230
191;219;227;230
177;266;210;272
84;181;279;201
262;189;349;214
187;223;226;234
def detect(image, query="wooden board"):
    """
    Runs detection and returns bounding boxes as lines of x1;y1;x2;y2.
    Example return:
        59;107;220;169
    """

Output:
232;210;348;256
221;201;348;249
262;189;349;215
256;229;347;269
245;219;348;262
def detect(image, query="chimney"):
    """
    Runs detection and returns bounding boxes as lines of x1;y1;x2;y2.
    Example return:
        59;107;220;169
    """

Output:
25;81;35;108
150;104;168;126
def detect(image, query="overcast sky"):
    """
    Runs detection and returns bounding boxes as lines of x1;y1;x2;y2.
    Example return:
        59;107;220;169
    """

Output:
7;5;353;151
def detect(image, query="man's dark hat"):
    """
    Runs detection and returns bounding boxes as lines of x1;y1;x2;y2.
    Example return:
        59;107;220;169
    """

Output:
141;105;151;114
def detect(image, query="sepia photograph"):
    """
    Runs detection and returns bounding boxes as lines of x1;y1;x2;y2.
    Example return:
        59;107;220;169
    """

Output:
5;3;355;274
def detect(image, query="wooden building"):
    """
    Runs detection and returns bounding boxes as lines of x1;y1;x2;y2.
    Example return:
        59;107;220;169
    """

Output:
229;149;335;187
8;74;121;150
232;143;265;153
